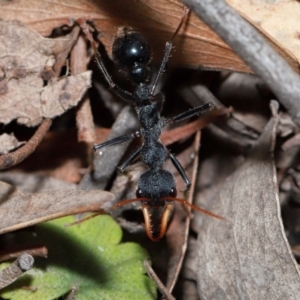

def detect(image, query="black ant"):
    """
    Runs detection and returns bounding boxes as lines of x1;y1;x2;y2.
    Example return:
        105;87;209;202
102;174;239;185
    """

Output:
92;7;222;241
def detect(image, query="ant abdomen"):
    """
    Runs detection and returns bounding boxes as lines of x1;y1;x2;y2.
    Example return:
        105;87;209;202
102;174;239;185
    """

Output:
112;27;151;84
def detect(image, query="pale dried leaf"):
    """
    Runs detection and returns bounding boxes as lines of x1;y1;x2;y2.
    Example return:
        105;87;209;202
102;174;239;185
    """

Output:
0;181;114;235
196;102;300;299
228;0;300;73
41;72;92;118
0;133;24;154
0;19;91;126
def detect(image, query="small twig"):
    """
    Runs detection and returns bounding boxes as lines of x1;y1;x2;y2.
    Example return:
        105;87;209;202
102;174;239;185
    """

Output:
71;33;96;144
0;254;34;289
0;246;47;263
0;119;52;170
144;259;176;300
181;0;300;127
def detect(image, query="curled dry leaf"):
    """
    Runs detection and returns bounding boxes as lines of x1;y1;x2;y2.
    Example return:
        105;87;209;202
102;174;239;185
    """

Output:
0;19;91;126
196;102;300;299
0;133;24;155
0;181;114;235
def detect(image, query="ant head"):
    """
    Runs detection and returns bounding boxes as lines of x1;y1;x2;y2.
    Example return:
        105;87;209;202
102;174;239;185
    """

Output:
112;27;151;84
136;169;177;202
136;169;177;241
111;167;223;241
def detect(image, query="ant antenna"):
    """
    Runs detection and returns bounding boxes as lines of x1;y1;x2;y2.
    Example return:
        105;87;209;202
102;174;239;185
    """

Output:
162;197;224;220
111;197;150;210
150;7;190;95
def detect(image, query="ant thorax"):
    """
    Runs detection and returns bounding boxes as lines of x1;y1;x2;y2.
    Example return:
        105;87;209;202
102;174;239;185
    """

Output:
134;84;151;103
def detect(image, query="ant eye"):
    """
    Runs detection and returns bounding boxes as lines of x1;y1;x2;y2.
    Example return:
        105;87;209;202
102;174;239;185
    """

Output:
136;189;143;198
169;187;177;198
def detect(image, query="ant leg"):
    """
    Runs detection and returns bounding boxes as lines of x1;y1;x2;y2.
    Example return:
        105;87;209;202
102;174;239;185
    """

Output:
94;52;135;103
118;146;142;172
78;19;135;102
80;23;135;103
150;7;190;95
169;152;191;187
166;103;214;125
93;131;140;151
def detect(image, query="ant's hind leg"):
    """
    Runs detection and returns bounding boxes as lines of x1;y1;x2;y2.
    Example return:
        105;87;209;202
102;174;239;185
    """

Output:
118;146;142;173
93;131;140;151
167;103;214;125
169;152;191;188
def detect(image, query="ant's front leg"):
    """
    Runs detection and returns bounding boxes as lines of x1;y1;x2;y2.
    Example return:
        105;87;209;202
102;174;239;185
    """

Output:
93;131;140;151
94;52;135;103
150;7;190;95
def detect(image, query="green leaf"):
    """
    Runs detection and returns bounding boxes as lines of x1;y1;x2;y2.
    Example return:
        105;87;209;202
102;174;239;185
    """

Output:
0;215;156;300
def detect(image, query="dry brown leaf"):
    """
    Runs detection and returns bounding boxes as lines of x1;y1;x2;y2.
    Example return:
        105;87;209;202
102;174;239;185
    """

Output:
0;133;24;154
0;0;246;73
228;0;300;73
0;0;298;73
0;19;91;126
0;180;114;235
196;102;300;299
